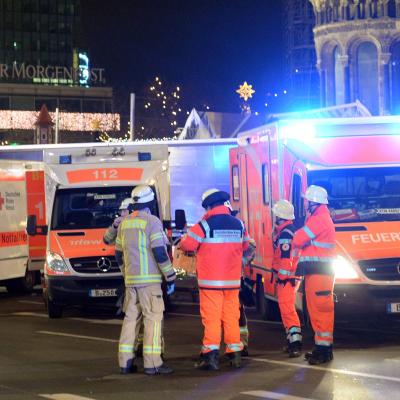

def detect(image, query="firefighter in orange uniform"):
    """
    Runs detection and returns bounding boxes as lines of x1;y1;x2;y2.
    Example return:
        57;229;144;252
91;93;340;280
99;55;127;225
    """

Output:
271;200;302;358
180;189;250;370
293;185;337;365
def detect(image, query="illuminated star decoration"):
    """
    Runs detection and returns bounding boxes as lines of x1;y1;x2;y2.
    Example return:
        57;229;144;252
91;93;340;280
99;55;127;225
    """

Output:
91;117;103;131
236;82;255;101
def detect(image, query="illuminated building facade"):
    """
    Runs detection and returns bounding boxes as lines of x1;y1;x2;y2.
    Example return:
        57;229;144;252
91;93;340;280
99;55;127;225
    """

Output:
0;0;119;144
284;0;320;111
309;0;400;116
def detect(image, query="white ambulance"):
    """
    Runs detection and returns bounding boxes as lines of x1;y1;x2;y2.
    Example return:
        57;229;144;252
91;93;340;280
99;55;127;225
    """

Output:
0;139;235;317
0;160;45;293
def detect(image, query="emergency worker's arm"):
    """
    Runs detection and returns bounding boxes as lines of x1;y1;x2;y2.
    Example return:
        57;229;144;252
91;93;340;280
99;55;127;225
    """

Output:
242;225;250;252
293;218;323;249
179;222;205;252
115;224;125;277
150;219;176;283
242;237;256;265
277;230;295;280
103;224;118;246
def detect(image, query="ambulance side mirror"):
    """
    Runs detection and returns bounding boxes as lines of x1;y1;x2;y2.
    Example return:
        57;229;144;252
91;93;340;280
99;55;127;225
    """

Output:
26;215;48;236
175;209;187;230
26;215;37;236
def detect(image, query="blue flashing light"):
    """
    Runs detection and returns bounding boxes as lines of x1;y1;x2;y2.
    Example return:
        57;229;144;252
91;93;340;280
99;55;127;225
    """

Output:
78;52;89;85
59;155;71;164
280;124;317;142
138;152;151;161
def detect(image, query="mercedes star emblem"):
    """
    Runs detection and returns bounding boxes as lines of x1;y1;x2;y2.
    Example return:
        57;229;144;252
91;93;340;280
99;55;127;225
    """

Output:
97;257;112;272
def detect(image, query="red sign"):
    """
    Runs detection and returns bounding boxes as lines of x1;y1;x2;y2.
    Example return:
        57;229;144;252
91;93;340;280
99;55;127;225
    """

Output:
0;231;27;247
66;168;144;184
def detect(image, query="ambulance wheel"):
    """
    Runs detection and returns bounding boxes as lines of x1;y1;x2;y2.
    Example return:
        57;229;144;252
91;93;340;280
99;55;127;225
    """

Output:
46;293;63;319
5;270;36;294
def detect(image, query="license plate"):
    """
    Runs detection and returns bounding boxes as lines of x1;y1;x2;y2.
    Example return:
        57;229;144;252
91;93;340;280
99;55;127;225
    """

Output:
89;289;117;297
387;303;400;313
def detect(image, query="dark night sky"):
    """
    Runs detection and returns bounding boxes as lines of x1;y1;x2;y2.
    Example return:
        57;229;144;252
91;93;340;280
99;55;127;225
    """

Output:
82;0;285;115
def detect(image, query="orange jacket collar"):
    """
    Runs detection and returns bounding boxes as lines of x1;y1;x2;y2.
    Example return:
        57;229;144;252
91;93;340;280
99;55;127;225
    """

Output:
275;220;293;236
203;205;230;219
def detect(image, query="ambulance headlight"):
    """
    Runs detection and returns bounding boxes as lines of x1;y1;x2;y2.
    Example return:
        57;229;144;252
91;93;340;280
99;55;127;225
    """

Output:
46;251;69;272
333;255;358;279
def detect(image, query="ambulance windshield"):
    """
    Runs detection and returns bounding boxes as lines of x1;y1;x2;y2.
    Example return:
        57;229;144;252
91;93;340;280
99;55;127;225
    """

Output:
307;167;400;223
51;186;157;230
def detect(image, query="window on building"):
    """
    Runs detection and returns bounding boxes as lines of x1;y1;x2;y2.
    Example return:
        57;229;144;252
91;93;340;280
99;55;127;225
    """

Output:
391;41;400;115
0;97;10;110
82;100;103;113
22;0;30;12
59;99;81;112
35;98;57;112
5;0;13;11
12;97;35;111
49;0;56;13
105;100;113;113
357;41;379;116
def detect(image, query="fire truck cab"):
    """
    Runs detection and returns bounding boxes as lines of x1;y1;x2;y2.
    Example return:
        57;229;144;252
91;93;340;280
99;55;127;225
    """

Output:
230;117;400;320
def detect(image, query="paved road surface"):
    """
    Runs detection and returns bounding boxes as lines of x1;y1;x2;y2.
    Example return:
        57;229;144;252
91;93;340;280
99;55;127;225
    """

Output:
1;284;400;400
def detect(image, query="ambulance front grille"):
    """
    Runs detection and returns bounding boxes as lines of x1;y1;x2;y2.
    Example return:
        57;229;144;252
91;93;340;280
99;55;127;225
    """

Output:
69;256;120;274
358;258;400;281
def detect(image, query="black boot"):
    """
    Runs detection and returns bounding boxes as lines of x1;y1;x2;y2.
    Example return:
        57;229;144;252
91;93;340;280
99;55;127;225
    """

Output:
120;364;138;374
228;351;242;368
305;347;333;365
195;350;219;371
241;346;249;357
288;341;302;358
144;363;174;375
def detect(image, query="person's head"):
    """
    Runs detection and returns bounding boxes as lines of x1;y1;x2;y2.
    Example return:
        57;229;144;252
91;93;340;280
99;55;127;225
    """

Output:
272;200;295;225
131;185;155;211
201;188;230;212
304;185;328;213
119;198;133;217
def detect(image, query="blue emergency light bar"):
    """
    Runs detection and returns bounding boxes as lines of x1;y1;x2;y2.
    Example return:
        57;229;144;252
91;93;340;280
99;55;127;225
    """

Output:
138;152;151;161
59;155;72;164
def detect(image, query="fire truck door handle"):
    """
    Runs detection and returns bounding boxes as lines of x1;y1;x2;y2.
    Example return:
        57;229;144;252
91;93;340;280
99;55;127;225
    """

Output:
262;223;265;235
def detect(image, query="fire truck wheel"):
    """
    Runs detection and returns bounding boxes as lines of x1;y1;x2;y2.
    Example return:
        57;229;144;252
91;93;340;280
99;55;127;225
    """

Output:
5;270;36;294
46;293;63;319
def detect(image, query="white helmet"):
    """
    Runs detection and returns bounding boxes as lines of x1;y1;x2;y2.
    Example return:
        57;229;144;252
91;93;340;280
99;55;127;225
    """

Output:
304;185;328;204
272;200;295;220
119;198;132;210
131;185;155;204
202;188;230;209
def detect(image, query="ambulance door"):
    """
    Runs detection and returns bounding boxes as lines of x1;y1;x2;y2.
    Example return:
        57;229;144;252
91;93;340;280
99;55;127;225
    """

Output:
291;162;307;315
239;152;249;230
259;135;275;297
26;171;47;270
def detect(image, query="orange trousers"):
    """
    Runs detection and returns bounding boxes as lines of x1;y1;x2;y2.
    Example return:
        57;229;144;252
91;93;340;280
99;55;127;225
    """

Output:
199;289;243;354
305;274;335;347
277;280;301;343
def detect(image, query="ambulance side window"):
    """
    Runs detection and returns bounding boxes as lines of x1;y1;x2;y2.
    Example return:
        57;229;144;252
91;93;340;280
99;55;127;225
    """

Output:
232;165;240;202
262;163;270;204
292;174;305;229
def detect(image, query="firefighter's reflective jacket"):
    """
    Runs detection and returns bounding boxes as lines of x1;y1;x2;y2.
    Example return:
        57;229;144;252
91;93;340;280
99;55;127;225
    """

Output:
115;209;175;286
180;205;250;290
